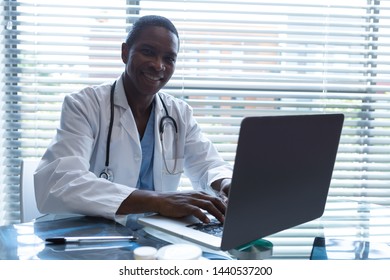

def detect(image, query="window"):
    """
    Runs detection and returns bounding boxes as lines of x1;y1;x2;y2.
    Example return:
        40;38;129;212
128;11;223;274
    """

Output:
1;0;390;258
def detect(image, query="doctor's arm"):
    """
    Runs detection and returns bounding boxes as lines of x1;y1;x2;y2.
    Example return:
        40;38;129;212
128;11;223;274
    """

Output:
116;189;227;224
34;91;131;220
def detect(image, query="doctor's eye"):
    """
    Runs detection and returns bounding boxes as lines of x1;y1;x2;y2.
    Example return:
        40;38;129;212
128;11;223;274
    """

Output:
141;48;154;57
164;55;176;65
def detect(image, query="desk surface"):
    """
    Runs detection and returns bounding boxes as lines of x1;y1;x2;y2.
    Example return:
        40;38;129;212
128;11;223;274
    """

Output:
1;200;390;260
0;215;233;260
0;216;153;260
267;200;390;259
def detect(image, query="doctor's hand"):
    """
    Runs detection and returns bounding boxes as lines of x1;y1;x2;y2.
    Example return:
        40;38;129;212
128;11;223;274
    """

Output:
155;191;227;224
117;190;226;224
211;178;231;205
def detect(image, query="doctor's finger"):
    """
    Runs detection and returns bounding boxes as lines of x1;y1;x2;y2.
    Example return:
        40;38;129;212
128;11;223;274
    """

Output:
190;196;225;224
195;192;227;213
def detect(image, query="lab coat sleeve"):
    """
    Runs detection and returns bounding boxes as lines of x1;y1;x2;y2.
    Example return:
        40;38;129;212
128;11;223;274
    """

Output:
182;105;233;191
34;92;134;221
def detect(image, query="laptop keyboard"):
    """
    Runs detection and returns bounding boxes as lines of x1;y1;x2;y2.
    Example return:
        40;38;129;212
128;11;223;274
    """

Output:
186;219;224;237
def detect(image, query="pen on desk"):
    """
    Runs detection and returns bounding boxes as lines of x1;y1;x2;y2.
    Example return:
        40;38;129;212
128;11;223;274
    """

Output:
45;235;138;244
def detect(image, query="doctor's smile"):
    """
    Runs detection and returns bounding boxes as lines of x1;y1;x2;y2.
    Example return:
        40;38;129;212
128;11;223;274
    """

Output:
143;72;164;82
34;15;232;229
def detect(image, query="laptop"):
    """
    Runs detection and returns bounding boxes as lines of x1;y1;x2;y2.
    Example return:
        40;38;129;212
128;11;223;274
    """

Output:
138;113;344;251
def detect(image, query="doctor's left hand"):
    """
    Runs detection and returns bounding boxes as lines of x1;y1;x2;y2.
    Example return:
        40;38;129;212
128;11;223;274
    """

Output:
117;190;227;224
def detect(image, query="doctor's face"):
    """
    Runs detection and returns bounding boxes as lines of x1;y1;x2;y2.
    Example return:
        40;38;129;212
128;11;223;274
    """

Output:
121;26;179;97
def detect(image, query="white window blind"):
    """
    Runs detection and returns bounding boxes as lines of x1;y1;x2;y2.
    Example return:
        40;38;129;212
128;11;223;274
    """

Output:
1;0;390;258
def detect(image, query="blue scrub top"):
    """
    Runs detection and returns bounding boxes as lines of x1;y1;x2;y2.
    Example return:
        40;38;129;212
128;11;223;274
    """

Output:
136;104;155;191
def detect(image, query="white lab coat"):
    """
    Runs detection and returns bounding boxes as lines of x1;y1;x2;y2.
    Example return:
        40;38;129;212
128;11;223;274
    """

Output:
34;75;233;221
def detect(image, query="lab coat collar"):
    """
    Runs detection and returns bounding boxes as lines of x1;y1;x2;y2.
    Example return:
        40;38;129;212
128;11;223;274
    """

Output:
112;75;129;110
112;74;165;116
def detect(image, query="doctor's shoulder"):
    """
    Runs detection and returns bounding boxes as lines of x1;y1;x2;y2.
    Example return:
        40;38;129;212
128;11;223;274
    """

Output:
62;83;111;124
64;83;111;110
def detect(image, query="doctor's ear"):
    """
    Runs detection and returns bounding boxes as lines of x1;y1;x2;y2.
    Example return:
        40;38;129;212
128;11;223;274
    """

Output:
121;43;130;64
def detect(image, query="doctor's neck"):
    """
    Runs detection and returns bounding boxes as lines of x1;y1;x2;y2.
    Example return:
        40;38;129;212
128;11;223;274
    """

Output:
122;76;155;120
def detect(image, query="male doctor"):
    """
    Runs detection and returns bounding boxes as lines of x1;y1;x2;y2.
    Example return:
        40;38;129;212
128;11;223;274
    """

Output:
34;15;233;227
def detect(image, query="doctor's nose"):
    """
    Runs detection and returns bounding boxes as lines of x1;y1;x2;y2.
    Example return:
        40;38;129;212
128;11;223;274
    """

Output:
151;57;166;72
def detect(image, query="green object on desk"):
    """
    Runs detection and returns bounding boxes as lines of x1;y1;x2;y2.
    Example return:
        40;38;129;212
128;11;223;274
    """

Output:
229;239;273;260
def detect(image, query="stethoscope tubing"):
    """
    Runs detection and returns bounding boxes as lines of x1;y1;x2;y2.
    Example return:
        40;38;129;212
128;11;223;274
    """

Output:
105;81;116;168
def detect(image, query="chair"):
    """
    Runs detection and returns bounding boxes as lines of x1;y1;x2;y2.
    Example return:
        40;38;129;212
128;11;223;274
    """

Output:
19;159;43;223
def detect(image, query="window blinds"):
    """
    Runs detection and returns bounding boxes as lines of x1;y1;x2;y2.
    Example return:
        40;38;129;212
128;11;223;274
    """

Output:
1;0;390;258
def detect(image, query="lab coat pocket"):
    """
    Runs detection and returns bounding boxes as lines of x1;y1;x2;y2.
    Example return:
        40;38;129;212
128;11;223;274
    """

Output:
161;157;184;191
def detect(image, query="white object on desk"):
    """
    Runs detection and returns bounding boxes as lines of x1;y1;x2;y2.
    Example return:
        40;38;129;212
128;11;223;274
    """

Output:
134;246;158;260
157;244;202;260
20;159;43;223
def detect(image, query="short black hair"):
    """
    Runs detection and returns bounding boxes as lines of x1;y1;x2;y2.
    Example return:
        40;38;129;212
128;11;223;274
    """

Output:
125;15;179;48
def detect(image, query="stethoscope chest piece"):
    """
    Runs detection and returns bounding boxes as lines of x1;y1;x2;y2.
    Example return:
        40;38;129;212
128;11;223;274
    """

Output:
99;168;114;182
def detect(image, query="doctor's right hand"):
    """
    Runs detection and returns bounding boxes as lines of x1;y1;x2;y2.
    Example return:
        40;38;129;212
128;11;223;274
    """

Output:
155;191;227;224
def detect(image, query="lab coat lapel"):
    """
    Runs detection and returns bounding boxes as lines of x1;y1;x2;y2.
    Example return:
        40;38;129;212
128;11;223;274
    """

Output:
120;110;140;146
113;79;141;146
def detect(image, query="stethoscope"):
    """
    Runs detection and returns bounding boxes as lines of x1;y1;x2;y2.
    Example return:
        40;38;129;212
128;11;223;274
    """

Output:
99;81;180;182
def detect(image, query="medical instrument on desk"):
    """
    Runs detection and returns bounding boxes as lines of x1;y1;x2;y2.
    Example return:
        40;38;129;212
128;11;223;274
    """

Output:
45;235;138;244
99;81;180;182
